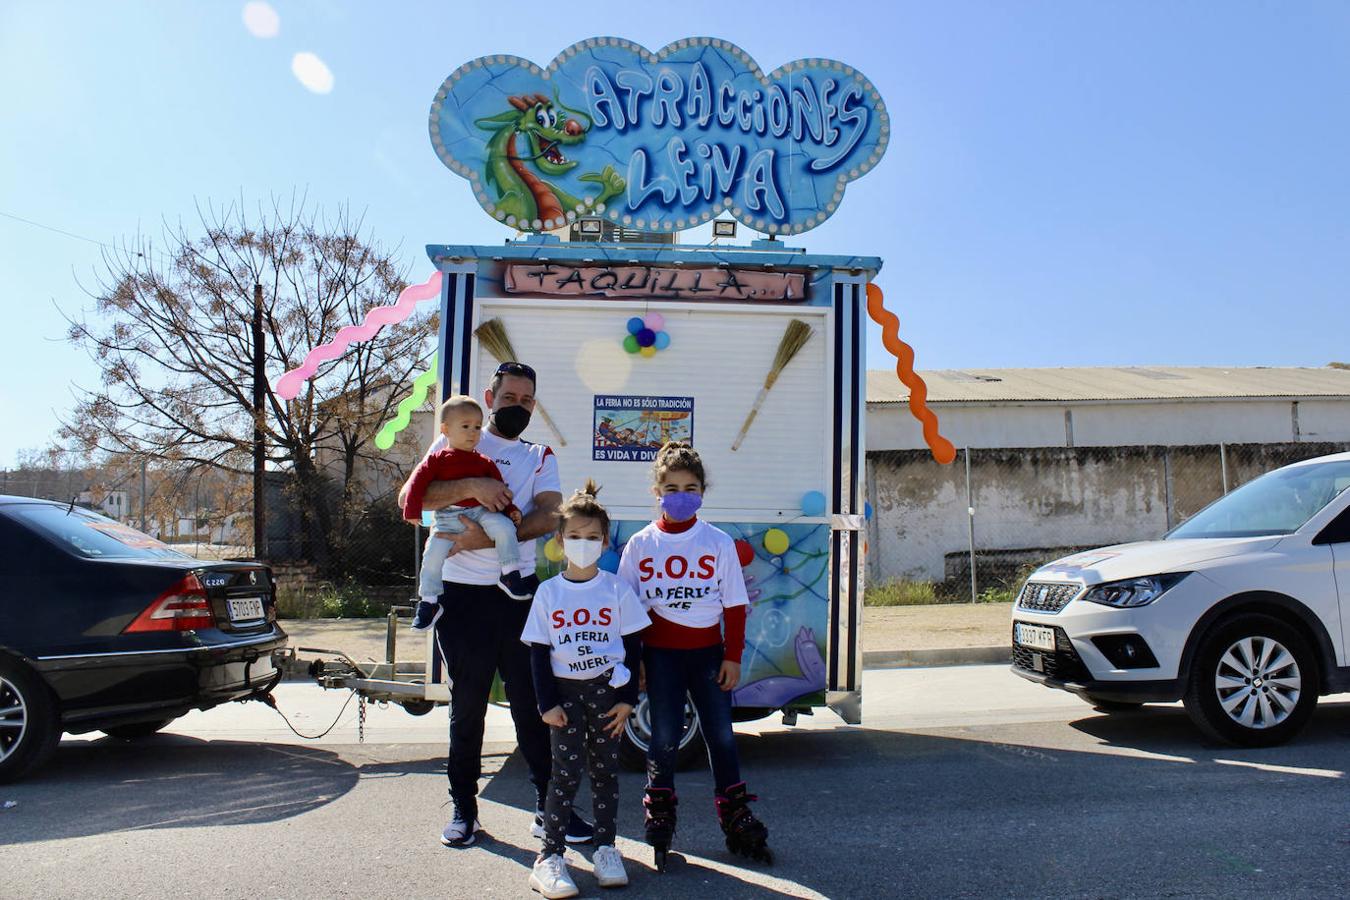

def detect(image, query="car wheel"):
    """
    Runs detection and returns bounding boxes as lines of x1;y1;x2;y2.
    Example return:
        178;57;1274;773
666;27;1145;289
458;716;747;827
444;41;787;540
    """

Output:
0;657;61;784
618;693;704;773
102;717;178;740
1183;614;1319;747
1082;696;1145;713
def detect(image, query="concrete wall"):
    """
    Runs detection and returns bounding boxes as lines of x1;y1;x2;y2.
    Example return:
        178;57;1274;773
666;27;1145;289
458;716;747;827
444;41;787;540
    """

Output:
866;441;1350;586
871;398;1350;452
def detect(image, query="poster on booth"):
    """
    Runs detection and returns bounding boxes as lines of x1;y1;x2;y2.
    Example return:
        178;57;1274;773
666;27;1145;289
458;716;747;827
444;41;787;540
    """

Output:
429;37;888;236
593;394;694;462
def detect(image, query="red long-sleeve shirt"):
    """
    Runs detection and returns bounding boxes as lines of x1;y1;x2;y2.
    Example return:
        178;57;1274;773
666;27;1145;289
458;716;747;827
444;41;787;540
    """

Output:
401;447;519;521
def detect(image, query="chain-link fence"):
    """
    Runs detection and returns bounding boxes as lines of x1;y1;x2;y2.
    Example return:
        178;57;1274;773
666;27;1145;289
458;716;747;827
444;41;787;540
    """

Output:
865;441;1350;605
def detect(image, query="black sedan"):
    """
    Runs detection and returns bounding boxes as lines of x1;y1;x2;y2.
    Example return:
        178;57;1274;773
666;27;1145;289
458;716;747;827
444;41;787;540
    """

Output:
0;496;287;782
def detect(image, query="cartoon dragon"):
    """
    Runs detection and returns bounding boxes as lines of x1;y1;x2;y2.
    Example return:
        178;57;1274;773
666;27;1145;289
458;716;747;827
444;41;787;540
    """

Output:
475;91;626;229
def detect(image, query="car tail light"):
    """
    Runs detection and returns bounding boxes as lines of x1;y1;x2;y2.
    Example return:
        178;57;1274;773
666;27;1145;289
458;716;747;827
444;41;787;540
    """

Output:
124;573;216;632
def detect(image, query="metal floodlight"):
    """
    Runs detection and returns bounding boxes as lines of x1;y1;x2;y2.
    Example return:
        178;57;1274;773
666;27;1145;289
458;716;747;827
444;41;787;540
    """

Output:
578;218;603;235
713;219;738;238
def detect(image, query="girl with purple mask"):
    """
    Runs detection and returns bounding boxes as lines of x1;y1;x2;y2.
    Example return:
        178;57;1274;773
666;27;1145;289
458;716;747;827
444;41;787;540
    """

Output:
616;442;772;869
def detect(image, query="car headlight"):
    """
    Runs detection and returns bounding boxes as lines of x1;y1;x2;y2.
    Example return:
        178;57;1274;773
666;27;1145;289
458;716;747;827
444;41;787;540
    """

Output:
1081;573;1189;609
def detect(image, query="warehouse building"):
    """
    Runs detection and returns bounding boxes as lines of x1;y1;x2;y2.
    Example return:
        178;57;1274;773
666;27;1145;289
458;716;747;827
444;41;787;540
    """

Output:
865;366;1350;593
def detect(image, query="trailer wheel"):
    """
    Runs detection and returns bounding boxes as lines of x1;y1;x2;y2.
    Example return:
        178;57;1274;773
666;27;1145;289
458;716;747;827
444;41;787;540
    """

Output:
401;680;435;716
618;692;704;773
401;699;435;716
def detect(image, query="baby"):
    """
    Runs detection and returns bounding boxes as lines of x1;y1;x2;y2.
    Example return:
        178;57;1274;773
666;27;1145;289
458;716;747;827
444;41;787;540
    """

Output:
402;395;533;630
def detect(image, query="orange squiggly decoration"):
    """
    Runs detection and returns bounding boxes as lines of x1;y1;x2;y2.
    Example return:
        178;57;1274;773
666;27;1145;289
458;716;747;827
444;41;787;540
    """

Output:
865;283;957;464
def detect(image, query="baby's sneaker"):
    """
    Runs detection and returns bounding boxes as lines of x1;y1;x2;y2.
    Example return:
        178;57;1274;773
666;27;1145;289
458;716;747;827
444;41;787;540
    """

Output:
592;845;629;888
498;569;534;601
411;599;442;631
529;853;579;899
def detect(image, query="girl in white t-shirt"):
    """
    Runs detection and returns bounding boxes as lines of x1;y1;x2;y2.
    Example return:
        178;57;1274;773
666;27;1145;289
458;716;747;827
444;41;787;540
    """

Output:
522;481;648;899
617;442;772;870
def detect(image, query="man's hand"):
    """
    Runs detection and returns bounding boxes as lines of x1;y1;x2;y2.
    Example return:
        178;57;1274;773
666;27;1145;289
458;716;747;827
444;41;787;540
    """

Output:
408;477;514;513
508;508;523;525
541;705;567;728
601;702;634;738
467;478;513;512
717;660;741;692
436;516;492;556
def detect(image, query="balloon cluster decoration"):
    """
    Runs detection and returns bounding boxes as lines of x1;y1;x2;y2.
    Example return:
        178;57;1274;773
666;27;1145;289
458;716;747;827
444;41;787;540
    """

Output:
623;313;671;358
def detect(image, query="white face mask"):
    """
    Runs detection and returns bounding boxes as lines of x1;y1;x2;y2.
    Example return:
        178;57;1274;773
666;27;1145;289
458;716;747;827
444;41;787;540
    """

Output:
562;538;604;569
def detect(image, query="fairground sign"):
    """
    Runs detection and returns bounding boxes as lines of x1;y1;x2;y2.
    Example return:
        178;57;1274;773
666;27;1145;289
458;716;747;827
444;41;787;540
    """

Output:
504;263;806;301
429;37;889;236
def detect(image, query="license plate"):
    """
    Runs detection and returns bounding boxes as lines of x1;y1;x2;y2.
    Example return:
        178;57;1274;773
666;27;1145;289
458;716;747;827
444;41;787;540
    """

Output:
227;597;265;623
1014;622;1056;652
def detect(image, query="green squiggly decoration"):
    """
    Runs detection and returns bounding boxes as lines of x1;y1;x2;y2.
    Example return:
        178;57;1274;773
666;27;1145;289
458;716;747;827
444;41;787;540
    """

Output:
375;354;438;450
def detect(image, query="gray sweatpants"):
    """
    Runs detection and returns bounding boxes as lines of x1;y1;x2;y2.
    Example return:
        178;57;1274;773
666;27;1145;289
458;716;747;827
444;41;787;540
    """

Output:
418;504;520;599
541;674;622;856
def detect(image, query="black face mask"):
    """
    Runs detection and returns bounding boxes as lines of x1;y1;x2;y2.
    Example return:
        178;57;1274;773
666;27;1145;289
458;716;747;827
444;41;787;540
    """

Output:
490;404;532;440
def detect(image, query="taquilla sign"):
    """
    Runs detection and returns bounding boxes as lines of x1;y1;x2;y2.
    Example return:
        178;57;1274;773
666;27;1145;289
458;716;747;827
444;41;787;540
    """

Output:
429;37;889;235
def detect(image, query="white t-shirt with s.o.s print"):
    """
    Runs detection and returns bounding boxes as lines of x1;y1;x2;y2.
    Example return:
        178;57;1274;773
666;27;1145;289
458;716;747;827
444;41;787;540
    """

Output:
520;570;649;681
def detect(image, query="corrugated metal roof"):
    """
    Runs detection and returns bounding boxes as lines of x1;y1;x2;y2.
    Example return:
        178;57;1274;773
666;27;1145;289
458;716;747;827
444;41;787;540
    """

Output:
867;366;1350;404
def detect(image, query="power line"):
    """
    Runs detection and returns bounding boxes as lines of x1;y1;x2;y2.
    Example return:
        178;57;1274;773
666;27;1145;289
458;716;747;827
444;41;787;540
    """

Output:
0;208;166;261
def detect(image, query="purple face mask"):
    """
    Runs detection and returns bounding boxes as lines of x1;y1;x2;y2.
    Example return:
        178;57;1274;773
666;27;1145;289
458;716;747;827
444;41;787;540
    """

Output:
660;491;703;521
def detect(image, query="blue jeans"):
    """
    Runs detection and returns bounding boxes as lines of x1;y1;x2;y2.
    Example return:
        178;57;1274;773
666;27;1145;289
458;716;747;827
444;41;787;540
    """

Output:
643;644;741;793
418;504;520;599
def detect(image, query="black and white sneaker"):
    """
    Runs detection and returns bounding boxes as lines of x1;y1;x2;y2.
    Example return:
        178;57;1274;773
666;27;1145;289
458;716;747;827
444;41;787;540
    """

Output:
498;569;534;601
531;809;595;845
411;599;443;631
441;810;482;847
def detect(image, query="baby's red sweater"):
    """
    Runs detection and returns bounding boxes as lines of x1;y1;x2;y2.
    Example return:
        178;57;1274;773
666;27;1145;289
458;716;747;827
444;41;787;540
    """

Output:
401;447;519;520
640;516;747;663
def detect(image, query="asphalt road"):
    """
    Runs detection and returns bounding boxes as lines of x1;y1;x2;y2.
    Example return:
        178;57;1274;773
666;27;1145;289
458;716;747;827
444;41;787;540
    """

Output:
3;667;1348;899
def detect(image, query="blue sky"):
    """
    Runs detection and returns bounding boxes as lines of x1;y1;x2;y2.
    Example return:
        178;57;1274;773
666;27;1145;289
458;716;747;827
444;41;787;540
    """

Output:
2;1;1348;466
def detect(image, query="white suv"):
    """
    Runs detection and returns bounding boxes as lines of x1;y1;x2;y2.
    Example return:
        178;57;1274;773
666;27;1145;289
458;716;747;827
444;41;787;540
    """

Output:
1012;452;1350;746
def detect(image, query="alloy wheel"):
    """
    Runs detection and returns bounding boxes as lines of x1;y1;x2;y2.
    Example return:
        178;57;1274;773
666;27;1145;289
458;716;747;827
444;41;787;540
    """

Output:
624;693;700;754
1213;636;1301;730
0;676;29;764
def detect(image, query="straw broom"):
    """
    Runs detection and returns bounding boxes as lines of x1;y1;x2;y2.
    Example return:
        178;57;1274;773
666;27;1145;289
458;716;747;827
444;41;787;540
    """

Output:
474;318;567;446
731;319;814;451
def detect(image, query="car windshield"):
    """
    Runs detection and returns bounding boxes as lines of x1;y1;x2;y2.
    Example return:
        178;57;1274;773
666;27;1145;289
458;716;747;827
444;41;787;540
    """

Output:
7;503;195;561
1167;459;1350;540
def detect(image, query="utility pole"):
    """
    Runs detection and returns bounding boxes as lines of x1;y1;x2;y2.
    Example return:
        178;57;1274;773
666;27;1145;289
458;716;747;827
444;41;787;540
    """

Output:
252;282;267;559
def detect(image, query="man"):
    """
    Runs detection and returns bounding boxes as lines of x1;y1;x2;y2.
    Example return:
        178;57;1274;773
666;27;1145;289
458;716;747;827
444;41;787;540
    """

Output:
398;361;592;847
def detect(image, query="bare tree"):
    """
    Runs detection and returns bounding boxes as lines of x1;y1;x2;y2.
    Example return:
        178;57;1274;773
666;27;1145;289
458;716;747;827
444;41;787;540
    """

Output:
60;196;435;573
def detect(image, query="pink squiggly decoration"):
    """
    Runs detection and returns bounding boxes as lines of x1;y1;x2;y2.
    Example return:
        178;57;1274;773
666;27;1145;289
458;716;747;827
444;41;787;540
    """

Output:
274;270;444;400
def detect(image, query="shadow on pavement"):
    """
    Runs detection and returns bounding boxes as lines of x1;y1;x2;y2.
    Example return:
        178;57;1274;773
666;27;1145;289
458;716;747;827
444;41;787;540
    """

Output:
1;736;357;845
1069;697;1350;756
9;707;1349;896
474;752;805;897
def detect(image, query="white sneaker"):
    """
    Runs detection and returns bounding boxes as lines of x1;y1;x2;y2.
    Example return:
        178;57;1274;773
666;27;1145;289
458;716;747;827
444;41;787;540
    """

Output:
592;845;629;888
529;854;579;899
440;813;481;847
